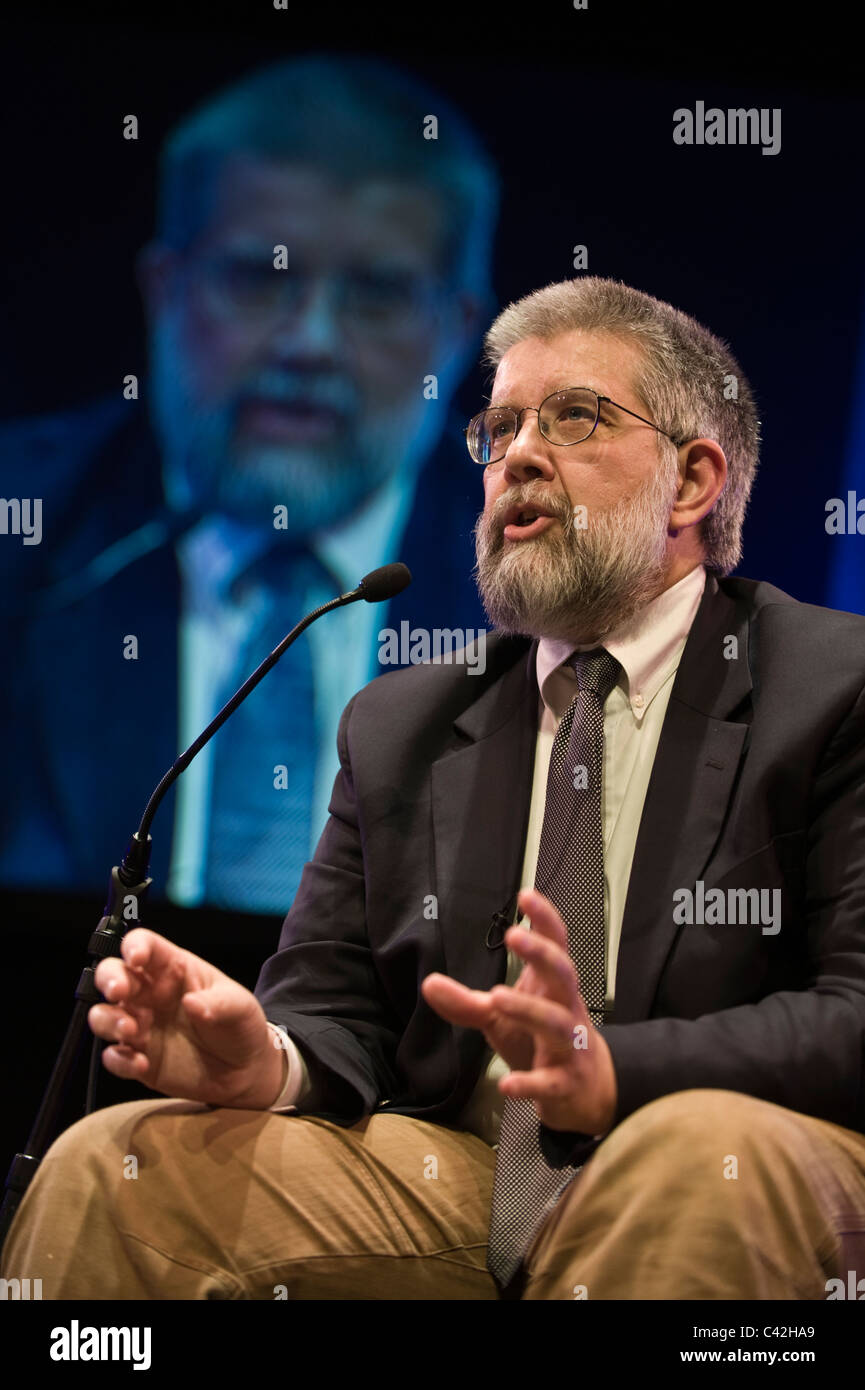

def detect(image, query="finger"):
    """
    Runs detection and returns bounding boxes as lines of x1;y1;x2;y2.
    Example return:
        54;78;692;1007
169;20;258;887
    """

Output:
88;1002;151;1047
121;928;186;981
93;957;144;1005
517;888;569;949
180;985;261;1063
503;925;580;1002
93;930;181;1002
490;987;578;1050
498;1065;580;1101
100;1042;154;1082
181;980;248;1026
421;973;495;1030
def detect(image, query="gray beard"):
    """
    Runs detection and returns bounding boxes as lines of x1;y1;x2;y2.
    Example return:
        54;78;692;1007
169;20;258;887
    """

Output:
147;319;432;536
473;456;681;645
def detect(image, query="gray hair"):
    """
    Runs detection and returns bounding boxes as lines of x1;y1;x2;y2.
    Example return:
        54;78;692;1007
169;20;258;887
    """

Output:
481;277;761;575
157;53;499;306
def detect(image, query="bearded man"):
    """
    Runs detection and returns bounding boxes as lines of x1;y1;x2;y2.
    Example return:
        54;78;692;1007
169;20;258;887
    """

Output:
4;276;865;1302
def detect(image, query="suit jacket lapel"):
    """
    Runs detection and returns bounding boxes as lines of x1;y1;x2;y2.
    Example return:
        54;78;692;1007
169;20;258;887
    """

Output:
428;576;755;1043
612;574;753;1022
27;409;182;890
30;540;181;889
431;636;537;997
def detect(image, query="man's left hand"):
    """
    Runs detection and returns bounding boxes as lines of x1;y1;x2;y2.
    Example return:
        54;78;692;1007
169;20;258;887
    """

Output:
421;887;618;1136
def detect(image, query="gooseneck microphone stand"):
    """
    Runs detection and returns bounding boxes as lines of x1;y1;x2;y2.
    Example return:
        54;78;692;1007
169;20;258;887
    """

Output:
0;562;411;1252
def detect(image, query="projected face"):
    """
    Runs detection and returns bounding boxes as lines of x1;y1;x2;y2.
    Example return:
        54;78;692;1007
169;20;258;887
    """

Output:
143;158;468;534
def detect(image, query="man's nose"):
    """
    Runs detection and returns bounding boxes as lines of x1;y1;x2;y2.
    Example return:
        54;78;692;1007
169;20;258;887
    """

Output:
267;279;344;357
500;412;557;483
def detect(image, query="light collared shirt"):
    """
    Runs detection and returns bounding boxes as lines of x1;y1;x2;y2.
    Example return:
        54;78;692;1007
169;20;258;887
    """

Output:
167;467;418;906
268;564;708;1138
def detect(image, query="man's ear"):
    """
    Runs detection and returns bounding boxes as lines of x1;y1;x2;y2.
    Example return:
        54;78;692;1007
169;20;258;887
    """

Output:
136;241;182;324
668;438;728;534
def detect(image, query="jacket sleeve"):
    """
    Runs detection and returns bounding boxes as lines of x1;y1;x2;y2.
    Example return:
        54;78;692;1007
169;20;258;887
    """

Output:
582;679;865;1153
254;690;404;1126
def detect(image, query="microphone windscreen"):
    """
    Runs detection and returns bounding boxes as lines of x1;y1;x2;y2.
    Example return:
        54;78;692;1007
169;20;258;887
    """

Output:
358;562;412;603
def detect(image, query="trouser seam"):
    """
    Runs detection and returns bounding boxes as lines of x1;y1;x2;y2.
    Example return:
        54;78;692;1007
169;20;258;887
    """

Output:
117;1228;241;1298
331;1149;444;1256
241;1240;491;1279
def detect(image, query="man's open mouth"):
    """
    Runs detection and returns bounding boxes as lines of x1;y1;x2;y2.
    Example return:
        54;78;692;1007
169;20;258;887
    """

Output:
502;504;557;542
237;398;347;442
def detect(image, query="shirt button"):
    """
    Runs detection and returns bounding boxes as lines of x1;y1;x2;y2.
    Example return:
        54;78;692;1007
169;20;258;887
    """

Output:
633;693;645;708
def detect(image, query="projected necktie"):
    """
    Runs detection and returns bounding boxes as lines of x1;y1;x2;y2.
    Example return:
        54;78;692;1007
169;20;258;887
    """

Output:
203;547;336;914
486;646;621;1293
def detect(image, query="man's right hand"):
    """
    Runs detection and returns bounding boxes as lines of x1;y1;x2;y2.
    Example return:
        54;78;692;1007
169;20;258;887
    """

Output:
89;928;287;1110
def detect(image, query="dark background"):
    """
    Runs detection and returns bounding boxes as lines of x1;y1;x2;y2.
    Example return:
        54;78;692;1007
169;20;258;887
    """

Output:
2;0;864;1166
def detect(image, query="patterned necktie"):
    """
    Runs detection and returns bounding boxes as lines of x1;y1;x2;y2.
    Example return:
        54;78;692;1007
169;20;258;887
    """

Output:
486;646;621;1293
203;546;336;914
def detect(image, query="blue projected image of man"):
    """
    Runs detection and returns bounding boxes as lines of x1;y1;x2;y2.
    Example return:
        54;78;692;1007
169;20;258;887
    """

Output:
0;55;499;913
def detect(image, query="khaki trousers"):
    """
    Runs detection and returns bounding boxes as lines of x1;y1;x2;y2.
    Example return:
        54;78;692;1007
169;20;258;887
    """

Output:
4;1089;865;1300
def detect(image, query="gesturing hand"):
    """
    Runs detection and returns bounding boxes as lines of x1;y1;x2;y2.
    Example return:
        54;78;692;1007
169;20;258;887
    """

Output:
89;928;286;1110
421;887;617;1135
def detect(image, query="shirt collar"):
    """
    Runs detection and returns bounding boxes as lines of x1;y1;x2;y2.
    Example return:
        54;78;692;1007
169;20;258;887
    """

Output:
536;564;708;721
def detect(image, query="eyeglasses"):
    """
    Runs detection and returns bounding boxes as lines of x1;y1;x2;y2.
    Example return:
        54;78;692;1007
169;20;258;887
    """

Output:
464;386;685;465
180;251;445;336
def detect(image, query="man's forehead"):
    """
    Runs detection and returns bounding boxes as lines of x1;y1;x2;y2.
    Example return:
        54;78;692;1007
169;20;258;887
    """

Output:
490;331;640;403
199;155;445;259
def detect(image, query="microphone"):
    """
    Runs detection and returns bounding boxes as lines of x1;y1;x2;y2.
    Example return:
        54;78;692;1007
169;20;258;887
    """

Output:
486;894;524;949
357;562;411;603
118;560;413;884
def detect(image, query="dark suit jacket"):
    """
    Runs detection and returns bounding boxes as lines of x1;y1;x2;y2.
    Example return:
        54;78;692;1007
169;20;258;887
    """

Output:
255;572;865;1166
0;396;487;894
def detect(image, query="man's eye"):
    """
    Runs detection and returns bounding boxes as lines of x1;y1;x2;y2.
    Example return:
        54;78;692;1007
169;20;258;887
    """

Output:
224;262;281;290
347;273;416;312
